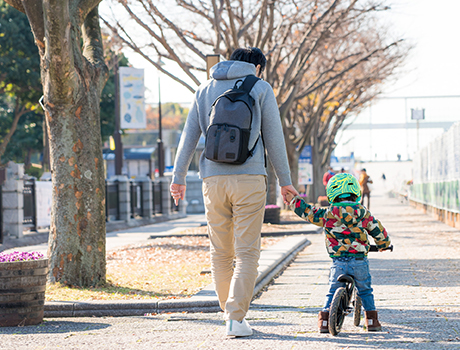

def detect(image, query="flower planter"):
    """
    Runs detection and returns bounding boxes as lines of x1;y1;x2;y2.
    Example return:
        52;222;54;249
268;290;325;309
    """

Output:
0;258;49;327
264;206;280;224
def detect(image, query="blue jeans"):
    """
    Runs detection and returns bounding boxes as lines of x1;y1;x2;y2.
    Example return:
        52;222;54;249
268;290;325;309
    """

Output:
323;257;376;312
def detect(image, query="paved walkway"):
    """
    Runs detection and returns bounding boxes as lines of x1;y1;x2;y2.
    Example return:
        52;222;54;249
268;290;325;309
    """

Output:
1;214;208;255
2;194;460;349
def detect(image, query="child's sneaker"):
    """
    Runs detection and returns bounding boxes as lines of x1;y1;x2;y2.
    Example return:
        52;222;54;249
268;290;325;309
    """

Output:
318;311;329;333
364;311;382;331
226;318;253;337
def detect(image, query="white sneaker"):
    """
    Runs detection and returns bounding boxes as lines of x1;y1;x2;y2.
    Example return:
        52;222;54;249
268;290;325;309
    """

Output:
226;318;253;337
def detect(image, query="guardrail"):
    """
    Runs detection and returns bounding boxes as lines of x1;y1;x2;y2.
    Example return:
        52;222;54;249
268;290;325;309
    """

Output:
106;180;120;221
0;185;2;244
0;177;184;239
130;180;143;218
23;179;37;231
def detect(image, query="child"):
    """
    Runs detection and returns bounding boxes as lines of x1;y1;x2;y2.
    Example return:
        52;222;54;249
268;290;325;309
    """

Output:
287;173;391;333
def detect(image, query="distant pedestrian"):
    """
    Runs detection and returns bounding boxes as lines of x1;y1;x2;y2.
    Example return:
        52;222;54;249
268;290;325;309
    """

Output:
359;168;373;208
322;167;335;189
170;47;298;337
286;173;391;333
382;173;386;181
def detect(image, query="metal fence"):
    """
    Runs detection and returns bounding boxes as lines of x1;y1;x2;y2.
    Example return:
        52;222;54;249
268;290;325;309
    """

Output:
0;185;3;244
23;179;37;231
130;181;143;218
105;181;120;221
11;179;174;229
152;180;163;215
105;179;167;221
171;193;179;212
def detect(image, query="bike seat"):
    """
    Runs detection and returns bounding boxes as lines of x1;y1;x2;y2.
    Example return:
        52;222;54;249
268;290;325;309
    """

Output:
337;274;354;284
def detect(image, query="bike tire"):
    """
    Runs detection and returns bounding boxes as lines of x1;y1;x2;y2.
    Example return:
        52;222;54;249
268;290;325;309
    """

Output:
353;288;362;326
329;287;347;336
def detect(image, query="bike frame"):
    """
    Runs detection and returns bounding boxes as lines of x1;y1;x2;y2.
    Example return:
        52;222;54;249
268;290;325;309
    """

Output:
328;245;393;335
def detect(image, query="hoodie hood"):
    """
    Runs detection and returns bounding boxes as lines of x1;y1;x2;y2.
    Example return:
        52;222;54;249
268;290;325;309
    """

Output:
329;203;368;227
210;61;257;80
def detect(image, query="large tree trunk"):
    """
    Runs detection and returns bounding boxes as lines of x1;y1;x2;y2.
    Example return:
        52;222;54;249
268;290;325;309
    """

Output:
311;142;327;203
4;0;109;286
43;5;107;286
46;94;106;286
285;134;299;189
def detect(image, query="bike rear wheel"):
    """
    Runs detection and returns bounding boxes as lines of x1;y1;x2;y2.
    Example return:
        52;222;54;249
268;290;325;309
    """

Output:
329;287;347;336
353;288;362;326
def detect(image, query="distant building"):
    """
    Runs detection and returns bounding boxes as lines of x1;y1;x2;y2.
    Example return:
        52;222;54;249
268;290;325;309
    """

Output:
103;130;205;178
330;152;355;173
103;147;156;178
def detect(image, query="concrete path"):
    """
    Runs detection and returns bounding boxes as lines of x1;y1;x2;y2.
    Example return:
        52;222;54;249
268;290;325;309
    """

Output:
2;194;460;349
1;214;208;255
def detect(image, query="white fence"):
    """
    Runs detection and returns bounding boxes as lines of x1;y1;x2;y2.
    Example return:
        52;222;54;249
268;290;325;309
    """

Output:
410;121;460;213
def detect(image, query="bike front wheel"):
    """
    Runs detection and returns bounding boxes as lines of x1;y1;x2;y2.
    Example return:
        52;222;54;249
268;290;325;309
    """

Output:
353;288;362;326
329;287;347;336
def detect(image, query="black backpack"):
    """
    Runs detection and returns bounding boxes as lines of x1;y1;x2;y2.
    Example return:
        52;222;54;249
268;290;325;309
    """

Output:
205;75;261;165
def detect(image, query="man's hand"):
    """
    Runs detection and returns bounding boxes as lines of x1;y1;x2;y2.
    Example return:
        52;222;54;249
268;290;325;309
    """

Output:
170;183;186;206
285;192;295;204
280;185;299;205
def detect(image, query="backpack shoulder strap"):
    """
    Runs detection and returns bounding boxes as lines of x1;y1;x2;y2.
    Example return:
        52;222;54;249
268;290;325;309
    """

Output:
239;75;260;92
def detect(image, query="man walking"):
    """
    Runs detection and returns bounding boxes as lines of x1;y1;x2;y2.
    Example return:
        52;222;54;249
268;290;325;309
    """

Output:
170;47;298;337
359;168;373;208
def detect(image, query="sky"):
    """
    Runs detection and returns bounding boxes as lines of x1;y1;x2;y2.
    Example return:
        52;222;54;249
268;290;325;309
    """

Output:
106;0;460;162
335;0;460;162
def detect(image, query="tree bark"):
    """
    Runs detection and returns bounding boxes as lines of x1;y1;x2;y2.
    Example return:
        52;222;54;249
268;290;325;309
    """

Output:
311;142;327;202
46;5;107;286
6;0;109;286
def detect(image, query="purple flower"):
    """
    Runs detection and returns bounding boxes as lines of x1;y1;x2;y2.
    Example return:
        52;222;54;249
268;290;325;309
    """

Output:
0;251;45;263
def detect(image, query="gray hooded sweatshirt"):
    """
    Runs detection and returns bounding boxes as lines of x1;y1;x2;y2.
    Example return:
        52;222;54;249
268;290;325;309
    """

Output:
171;60;292;187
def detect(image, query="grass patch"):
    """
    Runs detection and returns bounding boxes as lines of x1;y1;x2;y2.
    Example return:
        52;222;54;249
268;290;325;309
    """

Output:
45;236;283;301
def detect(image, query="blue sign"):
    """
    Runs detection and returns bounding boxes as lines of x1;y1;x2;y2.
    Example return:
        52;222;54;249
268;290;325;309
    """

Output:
298;145;313;185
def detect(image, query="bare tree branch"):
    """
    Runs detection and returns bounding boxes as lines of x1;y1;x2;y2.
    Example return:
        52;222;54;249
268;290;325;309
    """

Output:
101;17;197;93
0;98;28;159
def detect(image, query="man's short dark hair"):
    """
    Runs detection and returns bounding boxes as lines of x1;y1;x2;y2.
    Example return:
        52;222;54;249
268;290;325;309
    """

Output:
230;47;267;72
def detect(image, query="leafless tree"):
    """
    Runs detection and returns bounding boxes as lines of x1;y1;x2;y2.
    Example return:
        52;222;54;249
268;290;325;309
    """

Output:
102;0;408;202
282;11;408;200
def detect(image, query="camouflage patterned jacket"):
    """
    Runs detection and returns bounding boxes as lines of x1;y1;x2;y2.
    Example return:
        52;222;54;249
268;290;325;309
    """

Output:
289;196;391;258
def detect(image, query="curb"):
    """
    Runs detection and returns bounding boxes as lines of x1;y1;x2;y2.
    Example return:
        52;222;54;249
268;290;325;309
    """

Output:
0;214;187;253
148;227;319;239
44;234;314;317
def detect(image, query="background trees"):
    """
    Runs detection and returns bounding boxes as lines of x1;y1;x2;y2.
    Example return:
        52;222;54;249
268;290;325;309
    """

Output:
103;0;408;203
0;2;122;178
0;0;42;165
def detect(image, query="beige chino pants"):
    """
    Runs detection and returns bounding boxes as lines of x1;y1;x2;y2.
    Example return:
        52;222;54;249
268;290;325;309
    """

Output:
202;174;266;321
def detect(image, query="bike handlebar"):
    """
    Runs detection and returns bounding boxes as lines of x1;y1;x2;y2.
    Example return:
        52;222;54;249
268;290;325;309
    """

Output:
369;245;393;252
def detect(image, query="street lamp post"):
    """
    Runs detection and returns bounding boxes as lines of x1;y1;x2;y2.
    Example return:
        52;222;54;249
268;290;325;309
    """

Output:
157;62;165;177
114;55;123;175
411;108;425;152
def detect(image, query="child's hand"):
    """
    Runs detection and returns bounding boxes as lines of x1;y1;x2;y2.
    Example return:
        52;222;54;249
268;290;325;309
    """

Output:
281;185;299;205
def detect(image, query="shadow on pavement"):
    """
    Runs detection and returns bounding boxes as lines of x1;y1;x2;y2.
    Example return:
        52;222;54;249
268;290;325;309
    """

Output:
248;307;460;348
370;258;460;287
0;320;111;334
